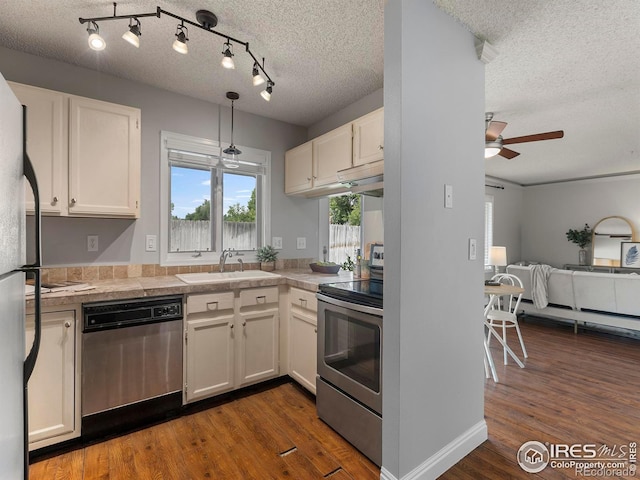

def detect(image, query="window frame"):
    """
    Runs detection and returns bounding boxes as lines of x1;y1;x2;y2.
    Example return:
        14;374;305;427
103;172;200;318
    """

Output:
160;131;270;266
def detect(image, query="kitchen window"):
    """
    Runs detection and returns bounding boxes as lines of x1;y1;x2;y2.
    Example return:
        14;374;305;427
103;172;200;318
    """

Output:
160;131;270;266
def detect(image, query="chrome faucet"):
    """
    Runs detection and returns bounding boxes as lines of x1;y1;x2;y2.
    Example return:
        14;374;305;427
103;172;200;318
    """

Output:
237;258;244;272
219;249;232;272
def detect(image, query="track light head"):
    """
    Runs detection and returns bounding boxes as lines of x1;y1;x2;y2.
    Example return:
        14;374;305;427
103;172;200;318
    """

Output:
87;21;106;51
261;82;273;102
221;41;235;69
122;18;141;48
172;24;188;54
252;63;265;86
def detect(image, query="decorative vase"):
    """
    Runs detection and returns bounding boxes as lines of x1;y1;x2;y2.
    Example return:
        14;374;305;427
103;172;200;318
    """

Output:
260;261;275;272
578;249;587;266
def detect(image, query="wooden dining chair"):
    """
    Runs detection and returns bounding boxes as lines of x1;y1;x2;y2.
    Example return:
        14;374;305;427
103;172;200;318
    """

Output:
486;273;527;365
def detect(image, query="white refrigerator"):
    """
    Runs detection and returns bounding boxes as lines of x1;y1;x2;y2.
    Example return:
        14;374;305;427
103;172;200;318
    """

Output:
0;72;42;479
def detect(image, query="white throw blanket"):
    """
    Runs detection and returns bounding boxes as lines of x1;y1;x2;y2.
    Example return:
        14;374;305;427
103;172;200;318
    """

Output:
530;264;555;309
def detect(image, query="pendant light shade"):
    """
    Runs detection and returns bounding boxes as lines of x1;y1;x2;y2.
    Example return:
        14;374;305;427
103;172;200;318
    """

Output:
223;92;241;169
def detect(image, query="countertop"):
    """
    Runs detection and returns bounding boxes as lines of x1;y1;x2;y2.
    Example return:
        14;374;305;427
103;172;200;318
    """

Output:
26;269;355;309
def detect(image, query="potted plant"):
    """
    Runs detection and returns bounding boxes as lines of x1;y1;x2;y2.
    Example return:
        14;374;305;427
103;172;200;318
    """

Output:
256;245;278;271
566;223;592;265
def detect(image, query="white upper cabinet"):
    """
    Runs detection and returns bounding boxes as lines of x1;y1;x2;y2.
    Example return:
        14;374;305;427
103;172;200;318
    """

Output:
284;141;313;194
353;107;384;166
9;82;141;218
68;97;140;217
9;82;68;215
312;123;353;187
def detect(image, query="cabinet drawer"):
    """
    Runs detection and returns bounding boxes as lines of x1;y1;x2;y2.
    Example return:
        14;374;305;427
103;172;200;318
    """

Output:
239;287;278;307
290;287;317;313
187;292;235;314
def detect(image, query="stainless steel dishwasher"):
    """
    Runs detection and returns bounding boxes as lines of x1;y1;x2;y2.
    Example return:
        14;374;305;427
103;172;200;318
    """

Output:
81;295;183;440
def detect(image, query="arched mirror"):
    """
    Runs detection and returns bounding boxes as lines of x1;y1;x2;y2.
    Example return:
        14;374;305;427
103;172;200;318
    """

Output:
592;216;635;266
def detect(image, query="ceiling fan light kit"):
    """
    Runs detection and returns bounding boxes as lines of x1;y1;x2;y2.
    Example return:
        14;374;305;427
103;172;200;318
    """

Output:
484;112;564;160
79;2;274;100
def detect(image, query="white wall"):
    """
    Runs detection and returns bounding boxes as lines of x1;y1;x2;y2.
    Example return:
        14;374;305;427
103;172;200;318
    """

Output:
521;174;640;267
0;46;312;265
383;1;486;479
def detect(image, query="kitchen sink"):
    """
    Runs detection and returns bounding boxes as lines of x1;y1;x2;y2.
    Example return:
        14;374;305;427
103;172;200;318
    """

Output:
175;270;281;284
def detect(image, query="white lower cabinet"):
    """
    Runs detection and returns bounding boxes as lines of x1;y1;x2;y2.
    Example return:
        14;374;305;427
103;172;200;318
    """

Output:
288;288;318;394
184;287;279;404
25;308;80;450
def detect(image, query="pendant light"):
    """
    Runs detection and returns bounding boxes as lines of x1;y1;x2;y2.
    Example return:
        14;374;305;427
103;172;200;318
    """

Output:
223;92;241;169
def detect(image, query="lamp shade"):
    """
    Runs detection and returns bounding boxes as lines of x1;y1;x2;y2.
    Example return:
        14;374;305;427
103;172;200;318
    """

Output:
489;246;507;266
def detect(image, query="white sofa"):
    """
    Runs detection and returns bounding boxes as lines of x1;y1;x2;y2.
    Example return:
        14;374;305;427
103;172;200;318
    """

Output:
506;265;640;332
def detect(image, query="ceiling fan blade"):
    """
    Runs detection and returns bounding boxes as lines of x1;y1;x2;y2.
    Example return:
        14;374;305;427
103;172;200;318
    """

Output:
502;130;564;145
499;147;520;159
486;121;507;141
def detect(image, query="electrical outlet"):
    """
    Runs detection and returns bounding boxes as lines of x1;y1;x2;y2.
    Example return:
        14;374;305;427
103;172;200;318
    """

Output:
146;235;157;252
87;235;99;252
272;237;283;249
296;237;306;250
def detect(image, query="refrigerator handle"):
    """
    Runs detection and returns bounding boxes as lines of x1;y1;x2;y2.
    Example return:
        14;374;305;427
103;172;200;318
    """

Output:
22;103;42;383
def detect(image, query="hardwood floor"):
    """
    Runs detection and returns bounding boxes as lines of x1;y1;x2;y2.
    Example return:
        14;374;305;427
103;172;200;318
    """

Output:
442;317;640;480
31;317;640;479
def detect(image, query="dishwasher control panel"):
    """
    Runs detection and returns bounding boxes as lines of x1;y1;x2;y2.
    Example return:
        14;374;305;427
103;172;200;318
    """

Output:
83;295;183;332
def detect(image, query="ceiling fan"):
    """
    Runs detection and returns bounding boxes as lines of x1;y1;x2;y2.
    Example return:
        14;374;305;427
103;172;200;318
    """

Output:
485;112;564;159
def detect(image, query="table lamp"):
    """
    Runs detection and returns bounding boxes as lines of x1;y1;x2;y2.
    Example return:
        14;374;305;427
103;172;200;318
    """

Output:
489;246;507;275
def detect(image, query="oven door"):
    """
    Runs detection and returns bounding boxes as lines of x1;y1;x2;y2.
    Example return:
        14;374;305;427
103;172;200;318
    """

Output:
317;294;382;415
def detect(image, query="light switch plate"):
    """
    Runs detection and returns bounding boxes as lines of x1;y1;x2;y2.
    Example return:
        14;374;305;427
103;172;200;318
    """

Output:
272;237;283;249
87;235;99;252
469;238;477;260
146;235;157;252
296;237;306;250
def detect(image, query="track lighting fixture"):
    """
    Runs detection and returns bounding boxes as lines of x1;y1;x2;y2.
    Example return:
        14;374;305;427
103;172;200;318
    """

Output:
78;3;275;98
252;62;265;86
122;17;141;48
261;81;273;102
172;23;188;54
221;41;235;69
87;21;106;51
222;92;241;169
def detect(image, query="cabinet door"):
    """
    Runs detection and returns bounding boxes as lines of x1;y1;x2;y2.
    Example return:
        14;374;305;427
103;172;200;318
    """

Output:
285;141;313;194
25;310;76;446
313;124;353;187
290;310;317;394
9;82;68;215
184;314;235;403
237;309;279;387
68;96;141;217
353;108;384;166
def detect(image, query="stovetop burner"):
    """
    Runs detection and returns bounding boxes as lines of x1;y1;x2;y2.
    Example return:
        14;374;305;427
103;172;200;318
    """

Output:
318;279;383;309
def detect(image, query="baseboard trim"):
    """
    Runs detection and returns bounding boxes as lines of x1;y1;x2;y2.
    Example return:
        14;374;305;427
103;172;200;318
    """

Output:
380;420;487;480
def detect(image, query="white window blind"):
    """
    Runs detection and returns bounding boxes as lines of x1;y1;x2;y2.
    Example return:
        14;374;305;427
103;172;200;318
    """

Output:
484;195;494;268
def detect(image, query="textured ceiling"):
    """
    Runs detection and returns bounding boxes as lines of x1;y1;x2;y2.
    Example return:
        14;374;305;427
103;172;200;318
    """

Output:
1;1;639;185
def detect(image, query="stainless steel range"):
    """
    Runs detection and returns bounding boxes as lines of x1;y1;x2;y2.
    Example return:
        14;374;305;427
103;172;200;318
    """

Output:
316;278;383;466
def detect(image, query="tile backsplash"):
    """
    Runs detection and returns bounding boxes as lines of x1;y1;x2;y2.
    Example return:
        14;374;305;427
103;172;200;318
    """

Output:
41;258;315;284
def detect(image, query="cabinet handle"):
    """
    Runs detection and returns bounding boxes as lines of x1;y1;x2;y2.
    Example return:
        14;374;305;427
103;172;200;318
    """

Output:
242;321;247;327
306;177;312;181
299;298;307;306
256;295;266;303
378;145;384;150
206;301;219;310
314;328;317;333
71;198;77;204
64;321;71;328
230;324;234;329
52;196;58;204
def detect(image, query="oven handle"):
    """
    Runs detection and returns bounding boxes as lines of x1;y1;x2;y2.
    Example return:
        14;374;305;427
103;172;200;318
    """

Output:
316;293;383;317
